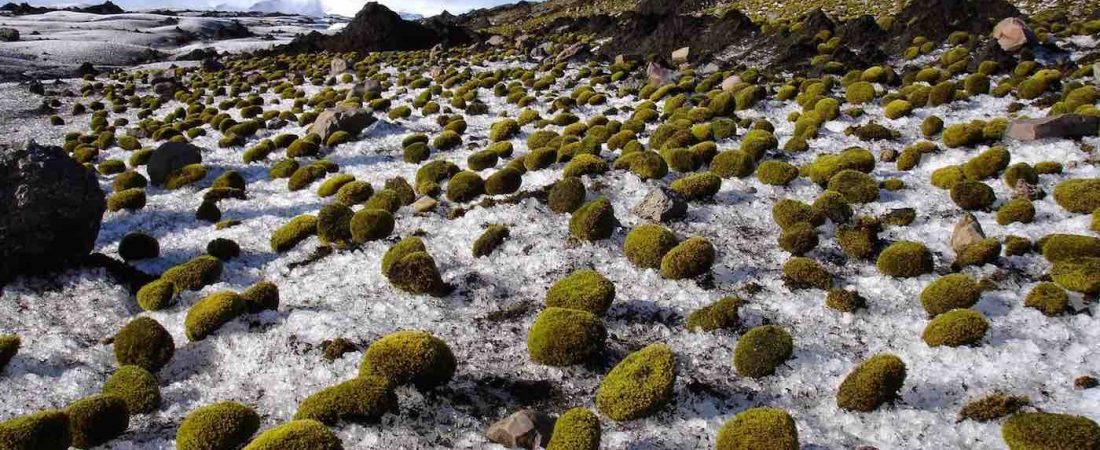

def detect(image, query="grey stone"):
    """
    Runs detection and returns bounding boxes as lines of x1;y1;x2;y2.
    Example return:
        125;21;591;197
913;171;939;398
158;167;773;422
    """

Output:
1;140;105;282
880;148;898;162
200;57;223;72
633;186;687;223
147;142;202;186
412;196;438;214
330;57;347;76
1006;115;1100;141
554;43;586;63
152;78;181;101
1012;179;1044;200
647;61;677;86
487;35;505;47
951;213;985;255
308;104;376;142
671;46;690;65
485;409;553;449
0;27;19;42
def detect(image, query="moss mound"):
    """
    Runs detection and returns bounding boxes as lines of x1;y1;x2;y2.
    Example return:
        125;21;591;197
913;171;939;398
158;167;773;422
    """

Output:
954;238;1002;269
350;209;394;243
485;168;523;195
782;257;832;289
772;199;823;229
546;408;600;450
240;281;279;313
358;330;456;390
711;150;755;178
1002;413;1100;450
162;256;223;292
756;160;799;186
242;420;342;450
472;224;509;258
958;393;1029;422
836;353;906;412
67;394;129;449
778;222;819;256
294;376;397;425
569;197;616;241
826;288;866;312
671;172;721;200
734;325;794;378
549;177;586;214
184;291;246;341
527;307;606;366
1053;179;1100;213
102;365;160;414
1039;234;1100;262
135;279;175;312
877;241;933;277
0;334;18;371
114;316;174;372
996;199;1035;225
715;407;799;450
177;402;260;450
595;343;676;421
827;169;878;203
0;409;71;450
686;296;741;332
1050;257;1100;294
660;236;716;280
920;274;981;316
1024;282;1068;316
545;269;616;316
624;225;678;270
950;180;995;210
922;309;989;347
446;171;485;203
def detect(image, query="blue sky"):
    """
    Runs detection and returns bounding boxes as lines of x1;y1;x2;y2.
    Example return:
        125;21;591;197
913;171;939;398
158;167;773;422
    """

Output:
23;0;522;16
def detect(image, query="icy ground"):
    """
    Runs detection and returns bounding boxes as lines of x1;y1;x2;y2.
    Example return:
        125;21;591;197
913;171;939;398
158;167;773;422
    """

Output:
1;51;1100;449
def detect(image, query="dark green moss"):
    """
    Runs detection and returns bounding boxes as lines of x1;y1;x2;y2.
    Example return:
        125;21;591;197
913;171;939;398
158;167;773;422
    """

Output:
996;199;1035;225
715;407;799;450
1002;413;1100;450
826;288;866;312
549;177;586;213
294;376;396;425
270;215;318;252
877;241;933;277
921;274;981;316
954;238;1002;269
316;203;354;248
0;409;71;450
485;168;523;195
734;325;793;378
66;394;129;449
241;420;342;450
782;257;832;289
119;232;159;261
922;308;989;347
446;171;485;203
527;307;606;366
660;236;715;280
836;353;906;412
685;296;741;332
958;393;1029;423
176;402;260;450
827;169;879;204
595;343;676;421
569;197;616;241
102;365;160;414
772;199;823;230
114;316;174;372
472;224;509;257
107;188;146;212
624;224;678;270
206;238;240;261
0;334;19;372
778;222;819;256
711;150;756;178
358;330;456;390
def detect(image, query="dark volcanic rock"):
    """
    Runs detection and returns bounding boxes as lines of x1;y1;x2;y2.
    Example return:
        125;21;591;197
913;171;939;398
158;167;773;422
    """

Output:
79;1;123;14
147;142;202;186
597;8;758;64
0;28;19;42
280;2;477;54
888;0;1019;52
0;141;105;283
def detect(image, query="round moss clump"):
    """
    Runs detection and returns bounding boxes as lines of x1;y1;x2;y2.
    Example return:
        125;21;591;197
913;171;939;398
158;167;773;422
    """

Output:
686;296;741;332
446;171;485;203
595;343;676;421
670;172;721;200
996;199;1035;225
782;257;832;289
827;169;878;203
359;330;456;390
162;256;223;292
715;407;799;450
563;154;609;178
876;241;933;278
137;279;176;311
0;334;18;371
812;191;852;224
624;224;678;270
1002;413;1100;450
1024;282;1068;316
177;402;260;450
206;238;240;261
756;160;799;186
711;150;755;178
472;224;509;257
548;177;586;214
102;365;160;414
836;353;907;412
734;325;793;378
920;274;981;316
527;307;606;366
826;288;866;312
67;394;129;449
485;168;522;195
114;316;174;372
242;420;342;450
1053;179;1100;213
1039;234;1100;262
350;209;394;244
107;188;146;212
0;409;71;450
385;249;445;296
545;269;615;316
922;309;989;347
660;236;716;280
240;281;279;313
569;197;616;241
954;238;1002;269
294;376;397;425
1050;257;1100;294
778;222;818;256
118;232;159;261
545;408;600;450
184;291;246;342
271;215;318;252
772;199;823;229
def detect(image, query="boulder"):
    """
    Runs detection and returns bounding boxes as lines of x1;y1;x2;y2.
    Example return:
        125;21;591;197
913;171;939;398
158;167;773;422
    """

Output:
1012;179;1044;200
412;196;438;214
363;79;383;97
633;186;687;223
330;57;348;76
554;43;586;63
487;35;505;47
200;57;223;72
992;17;1035;52
0;27;19;42
308;105;375;142
147;142;202;186
0;141;105;282
152;77;181;101
671;46;690;65
721;75;743;92
647;61;677;86
951;213;985;255
485;409;553;449
1006;115;1100;141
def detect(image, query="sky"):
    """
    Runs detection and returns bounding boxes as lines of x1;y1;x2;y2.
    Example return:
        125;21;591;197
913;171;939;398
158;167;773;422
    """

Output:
19;0;522;16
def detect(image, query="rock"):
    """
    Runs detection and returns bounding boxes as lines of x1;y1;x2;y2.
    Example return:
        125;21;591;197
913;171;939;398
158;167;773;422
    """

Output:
1006;115;1100;141
1094;64;1100;84
412;196;438;214
487;35;505;46
530;43;553;60
200;57;223;72
633;186;687;223
308;104;376;142
0;27;19;42
951;213;985;255
76;62;98;77
720;75;743;92
647;61;677;86
880;148;898;162
429;43;443;61
671;46;690;65
614;54;629;65
554;43;586;63
0;141;105;282
28;80;44;95
152;78;181;101
1076;376;1099;389
992;17;1035;52
363;79;383;97
147;142;203;186
1012;179;1044;200
330;57;347;76
484;409;553;449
